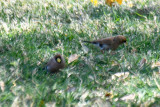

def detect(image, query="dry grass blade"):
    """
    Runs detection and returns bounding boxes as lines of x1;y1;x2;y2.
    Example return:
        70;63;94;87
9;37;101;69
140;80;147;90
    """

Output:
139;58;147;68
0;81;5;92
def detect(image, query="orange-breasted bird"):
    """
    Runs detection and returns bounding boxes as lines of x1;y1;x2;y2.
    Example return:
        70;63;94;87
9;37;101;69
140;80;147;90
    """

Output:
83;35;126;52
46;54;65;73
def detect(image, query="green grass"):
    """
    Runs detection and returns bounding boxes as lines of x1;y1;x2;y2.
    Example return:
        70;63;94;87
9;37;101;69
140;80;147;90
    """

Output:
0;0;160;106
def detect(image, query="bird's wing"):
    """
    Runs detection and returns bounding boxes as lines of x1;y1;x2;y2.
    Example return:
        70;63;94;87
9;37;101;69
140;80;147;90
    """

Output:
93;38;114;45
83;37;114;45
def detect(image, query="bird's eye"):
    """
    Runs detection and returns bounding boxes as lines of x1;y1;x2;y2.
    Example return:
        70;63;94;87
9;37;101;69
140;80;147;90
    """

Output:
56;58;61;63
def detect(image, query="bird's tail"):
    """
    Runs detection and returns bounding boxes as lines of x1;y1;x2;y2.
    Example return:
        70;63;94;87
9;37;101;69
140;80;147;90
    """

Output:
82;41;93;43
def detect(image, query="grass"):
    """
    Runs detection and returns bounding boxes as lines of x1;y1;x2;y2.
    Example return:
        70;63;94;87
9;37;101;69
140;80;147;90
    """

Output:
0;0;160;106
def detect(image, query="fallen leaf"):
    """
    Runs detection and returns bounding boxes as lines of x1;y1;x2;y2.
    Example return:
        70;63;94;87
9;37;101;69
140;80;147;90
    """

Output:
88;75;94;80
152;61;160;68
68;54;79;64
11;97;19;107
120;94;135;101
0;81;5;92
93;99;112;107
111;72;129;80
105;92;112;97
45;102;56;107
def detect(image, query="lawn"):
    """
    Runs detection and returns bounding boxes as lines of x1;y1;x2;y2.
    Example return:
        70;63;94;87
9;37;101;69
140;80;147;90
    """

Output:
0;0;160;106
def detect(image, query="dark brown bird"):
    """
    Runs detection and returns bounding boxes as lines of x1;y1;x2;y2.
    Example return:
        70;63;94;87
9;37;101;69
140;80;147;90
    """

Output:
83;35;126;51
46;54;65;73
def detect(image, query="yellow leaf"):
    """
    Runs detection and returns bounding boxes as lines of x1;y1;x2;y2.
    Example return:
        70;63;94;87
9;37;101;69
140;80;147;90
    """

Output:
116;0;122;5
105;0;115;7
94;0;98;6
105;0;123;6
91;0;98;6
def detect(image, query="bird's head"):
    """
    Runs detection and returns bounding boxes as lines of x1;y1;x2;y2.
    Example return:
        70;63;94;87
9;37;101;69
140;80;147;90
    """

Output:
114;35;127;44
54;54;65;70
46;54;65;73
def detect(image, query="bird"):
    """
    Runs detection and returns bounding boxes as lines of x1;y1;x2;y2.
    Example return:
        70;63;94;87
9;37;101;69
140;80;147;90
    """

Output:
46;54;65;73
82;35;126;52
